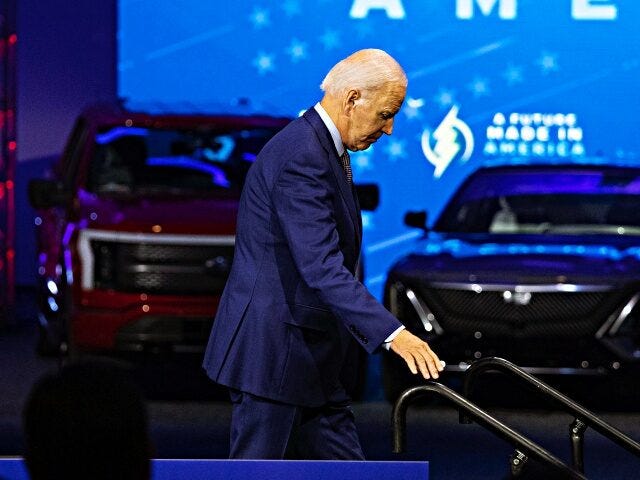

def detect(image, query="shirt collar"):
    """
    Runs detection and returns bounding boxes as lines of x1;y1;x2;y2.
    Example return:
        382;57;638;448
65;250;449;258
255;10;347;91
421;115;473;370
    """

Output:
313;102;345;157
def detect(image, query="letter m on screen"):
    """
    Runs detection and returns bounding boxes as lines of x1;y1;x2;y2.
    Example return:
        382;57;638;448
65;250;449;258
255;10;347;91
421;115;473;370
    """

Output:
456;0;517;20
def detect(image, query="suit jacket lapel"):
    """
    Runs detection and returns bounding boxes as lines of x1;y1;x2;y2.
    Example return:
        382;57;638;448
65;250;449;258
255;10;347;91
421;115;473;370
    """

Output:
303;109;361;251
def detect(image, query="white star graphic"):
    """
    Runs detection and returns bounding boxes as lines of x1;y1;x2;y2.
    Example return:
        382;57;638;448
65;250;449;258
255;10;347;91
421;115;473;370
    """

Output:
319;29;340;50
286;39;307;62
433;88;456;109
253;52;275;75
352;150;374;173
385;140;406;160
282;0;301;17
402;97;425;120
467;77;490;97
502;64;523;86
536;51;559;74
249;7;270;29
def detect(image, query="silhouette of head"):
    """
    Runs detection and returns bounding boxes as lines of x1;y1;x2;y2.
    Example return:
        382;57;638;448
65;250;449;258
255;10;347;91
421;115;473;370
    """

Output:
23;361;151;480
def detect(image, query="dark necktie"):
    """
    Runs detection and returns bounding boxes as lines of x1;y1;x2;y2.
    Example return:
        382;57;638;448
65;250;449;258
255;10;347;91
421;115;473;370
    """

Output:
339;150;352;184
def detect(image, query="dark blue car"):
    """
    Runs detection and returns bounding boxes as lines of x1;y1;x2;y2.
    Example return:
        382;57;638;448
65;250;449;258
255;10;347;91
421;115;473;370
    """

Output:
382;164;640;400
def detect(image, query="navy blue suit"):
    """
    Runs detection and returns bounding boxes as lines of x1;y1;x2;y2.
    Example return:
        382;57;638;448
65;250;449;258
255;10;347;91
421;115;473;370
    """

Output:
202;108;402;457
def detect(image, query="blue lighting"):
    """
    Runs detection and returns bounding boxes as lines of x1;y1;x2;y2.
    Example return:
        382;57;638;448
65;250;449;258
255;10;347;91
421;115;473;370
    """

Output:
118;0;640;298
46;280;59;295
95;127;148;145
147;156;230;187
417;239;640;262
47;297;59;313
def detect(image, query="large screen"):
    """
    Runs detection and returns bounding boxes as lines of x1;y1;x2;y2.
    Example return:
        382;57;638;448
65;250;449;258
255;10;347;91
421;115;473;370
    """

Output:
119;0;639;295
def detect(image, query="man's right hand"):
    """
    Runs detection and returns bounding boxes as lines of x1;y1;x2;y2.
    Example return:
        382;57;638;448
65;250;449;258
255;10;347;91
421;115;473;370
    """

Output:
389;329;444;380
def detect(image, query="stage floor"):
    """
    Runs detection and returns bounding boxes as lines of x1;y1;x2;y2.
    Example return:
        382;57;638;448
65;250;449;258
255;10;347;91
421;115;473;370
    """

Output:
1;289;639;478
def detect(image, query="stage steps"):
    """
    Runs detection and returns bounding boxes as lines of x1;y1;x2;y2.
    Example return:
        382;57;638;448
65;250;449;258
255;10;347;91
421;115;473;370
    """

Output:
392;357;640;479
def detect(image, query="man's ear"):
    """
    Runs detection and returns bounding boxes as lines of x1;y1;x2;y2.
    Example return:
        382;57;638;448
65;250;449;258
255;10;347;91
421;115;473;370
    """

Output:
343;89;360;116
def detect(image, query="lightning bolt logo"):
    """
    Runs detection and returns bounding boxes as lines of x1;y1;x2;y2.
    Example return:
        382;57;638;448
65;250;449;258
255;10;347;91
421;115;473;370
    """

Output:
421;105;474;178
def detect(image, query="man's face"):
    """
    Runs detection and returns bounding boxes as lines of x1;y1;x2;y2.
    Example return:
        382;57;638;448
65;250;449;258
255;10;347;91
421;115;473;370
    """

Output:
343;82;406;151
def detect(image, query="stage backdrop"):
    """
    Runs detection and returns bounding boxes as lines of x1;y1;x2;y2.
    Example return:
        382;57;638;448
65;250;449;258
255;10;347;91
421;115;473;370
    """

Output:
118;0;639;297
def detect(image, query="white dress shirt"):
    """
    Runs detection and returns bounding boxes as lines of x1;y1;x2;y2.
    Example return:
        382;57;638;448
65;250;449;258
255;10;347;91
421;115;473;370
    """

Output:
312;103;404;348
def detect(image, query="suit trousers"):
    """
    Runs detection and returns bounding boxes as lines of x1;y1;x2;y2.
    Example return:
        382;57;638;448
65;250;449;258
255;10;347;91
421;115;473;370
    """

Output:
228;389;365;460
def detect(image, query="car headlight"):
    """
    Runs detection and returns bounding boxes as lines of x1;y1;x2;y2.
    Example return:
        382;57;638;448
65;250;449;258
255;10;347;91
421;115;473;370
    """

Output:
388;281;443;337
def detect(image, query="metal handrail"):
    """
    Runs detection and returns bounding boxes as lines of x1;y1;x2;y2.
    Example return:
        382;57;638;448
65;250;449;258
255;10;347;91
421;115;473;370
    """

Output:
462;357;640;467
392;382;587;479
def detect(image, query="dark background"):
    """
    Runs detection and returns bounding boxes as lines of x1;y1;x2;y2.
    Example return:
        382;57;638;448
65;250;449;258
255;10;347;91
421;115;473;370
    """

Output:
5;1;640;478
16;0;115;286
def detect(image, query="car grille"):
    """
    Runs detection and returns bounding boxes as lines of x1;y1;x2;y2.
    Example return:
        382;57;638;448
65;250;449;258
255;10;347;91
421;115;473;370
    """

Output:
92;240;233;295
420;286;620;338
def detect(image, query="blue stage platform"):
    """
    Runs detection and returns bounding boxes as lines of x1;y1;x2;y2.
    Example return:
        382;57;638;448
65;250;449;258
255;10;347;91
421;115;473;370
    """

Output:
0;458;429;480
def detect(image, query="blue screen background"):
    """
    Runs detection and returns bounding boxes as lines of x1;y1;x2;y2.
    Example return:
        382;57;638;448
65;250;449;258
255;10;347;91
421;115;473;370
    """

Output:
118;0;639;297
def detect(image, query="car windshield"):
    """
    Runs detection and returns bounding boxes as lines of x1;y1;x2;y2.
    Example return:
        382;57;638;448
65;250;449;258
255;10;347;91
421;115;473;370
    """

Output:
435;168;640;235
87;125;280;195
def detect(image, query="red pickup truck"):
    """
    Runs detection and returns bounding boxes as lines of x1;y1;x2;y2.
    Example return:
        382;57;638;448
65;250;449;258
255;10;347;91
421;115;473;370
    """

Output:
29;105;379;369
29;105;291;356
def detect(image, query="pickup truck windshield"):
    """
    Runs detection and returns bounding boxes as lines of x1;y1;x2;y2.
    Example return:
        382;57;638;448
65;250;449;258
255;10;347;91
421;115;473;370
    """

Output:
88;126;279;195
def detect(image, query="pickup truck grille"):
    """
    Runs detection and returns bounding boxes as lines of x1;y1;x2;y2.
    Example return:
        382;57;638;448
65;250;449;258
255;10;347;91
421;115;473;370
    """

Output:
89;238;234;295
420;287;619;338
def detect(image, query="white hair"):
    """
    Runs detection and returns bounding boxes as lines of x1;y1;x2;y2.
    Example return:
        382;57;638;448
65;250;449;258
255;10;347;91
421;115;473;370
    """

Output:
320;49;407;101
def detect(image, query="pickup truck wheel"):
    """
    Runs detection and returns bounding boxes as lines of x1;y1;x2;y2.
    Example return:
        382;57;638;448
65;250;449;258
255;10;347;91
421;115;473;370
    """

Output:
36;320;63;356
61;307;80;362
35;283;66;357
58;268;81;362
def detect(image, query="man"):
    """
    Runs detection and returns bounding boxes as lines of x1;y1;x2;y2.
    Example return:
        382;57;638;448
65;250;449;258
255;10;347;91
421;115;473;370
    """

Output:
203;49;443;459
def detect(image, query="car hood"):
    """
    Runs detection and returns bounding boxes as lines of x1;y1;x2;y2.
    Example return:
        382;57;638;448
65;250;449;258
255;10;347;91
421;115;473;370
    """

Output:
391;232;640;285
75;189;239;235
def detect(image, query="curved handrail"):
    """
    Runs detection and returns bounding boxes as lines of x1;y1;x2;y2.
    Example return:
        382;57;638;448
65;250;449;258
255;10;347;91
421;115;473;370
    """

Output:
462;357;640;457
392;382;587;479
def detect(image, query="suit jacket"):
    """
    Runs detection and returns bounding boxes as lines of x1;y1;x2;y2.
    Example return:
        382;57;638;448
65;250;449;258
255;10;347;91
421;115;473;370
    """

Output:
202;108;401;407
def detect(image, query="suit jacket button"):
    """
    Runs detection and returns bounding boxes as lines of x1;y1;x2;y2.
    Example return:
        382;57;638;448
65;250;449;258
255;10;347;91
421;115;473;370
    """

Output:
349;325;357;332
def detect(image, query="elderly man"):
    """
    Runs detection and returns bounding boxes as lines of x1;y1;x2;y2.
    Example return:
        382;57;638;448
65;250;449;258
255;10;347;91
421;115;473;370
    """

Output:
203;49;443;459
